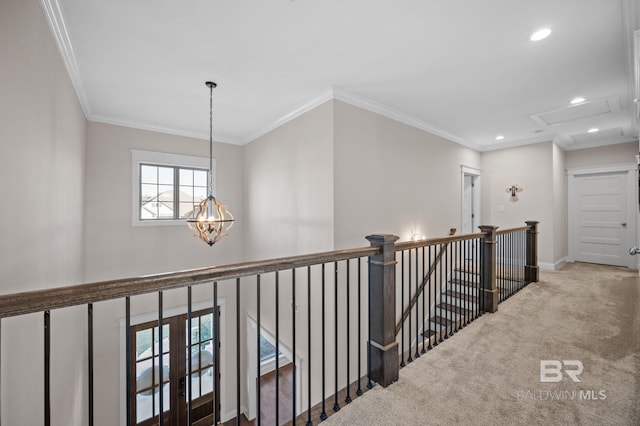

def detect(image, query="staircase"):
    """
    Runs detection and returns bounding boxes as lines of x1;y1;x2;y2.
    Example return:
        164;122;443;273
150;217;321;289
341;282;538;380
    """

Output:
427;267;481;344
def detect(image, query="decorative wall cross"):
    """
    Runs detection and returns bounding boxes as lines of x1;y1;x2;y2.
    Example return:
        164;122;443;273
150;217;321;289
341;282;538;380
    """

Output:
506;184;523;201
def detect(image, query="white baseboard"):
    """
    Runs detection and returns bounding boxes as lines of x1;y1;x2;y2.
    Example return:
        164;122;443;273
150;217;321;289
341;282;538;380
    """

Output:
223;406;249;423
539;257;568;271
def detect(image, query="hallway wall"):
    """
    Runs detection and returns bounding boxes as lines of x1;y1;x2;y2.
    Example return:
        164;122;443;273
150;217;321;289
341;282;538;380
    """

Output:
333;100;482;248
0;0;87;424
481;142;558;266
83;121;245;424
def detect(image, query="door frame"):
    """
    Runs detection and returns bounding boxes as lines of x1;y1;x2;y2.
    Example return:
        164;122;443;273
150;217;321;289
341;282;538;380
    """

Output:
245;316;303;422
461;165;481;233
119;298;227;426
567;163;638;269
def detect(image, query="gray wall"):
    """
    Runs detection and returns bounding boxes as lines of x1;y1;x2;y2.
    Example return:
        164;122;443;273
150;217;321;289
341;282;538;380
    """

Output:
333;100;482;248
243;100;334;260
565;141;636;169
84;121;245;424
0;0;87;424
481;142;558;266
84;121;245;281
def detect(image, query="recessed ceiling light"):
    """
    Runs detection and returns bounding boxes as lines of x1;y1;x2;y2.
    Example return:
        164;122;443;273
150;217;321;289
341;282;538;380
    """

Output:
495;135;505;140
587;128;599;133
530;28;551;41
570;97;585;104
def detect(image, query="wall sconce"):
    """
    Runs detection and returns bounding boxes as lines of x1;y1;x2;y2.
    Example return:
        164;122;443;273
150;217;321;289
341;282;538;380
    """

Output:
506;184;523;202
411;233;425;241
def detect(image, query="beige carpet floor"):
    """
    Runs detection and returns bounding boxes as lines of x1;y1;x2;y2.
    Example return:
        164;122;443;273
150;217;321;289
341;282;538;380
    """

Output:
323;262;639;426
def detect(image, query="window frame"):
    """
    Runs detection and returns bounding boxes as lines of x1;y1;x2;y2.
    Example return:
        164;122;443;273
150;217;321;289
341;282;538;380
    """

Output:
131;150;214;227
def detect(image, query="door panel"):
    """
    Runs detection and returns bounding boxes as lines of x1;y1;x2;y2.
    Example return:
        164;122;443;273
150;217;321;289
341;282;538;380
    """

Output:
572;171;632;267
130;308;218;426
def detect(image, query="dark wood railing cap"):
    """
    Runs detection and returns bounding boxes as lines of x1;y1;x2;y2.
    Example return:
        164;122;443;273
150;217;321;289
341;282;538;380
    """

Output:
0;246;379;319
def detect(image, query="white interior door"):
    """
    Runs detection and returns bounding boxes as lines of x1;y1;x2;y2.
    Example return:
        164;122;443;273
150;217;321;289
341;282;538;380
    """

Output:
569;165;637;268
461;167;480;262
462;174;474;234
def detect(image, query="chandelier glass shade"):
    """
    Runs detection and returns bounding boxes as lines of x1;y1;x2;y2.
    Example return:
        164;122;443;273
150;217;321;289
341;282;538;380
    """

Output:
186;81;234;246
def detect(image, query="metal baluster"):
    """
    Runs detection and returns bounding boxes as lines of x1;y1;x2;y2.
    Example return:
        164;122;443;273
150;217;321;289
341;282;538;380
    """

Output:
479;236;483;315
463;240;468;327
236;278;241;426
448;241;454;337
445;242;451;338
158;292;164;425
427;245;433;350
306;267;313;426
88;304;94;426
504;234;507;300
421;246;426;354
125;297;131;426
433;244;446;346
198;303;202;399
407;250;413;363
505;234;509;298
504;234;507;298
187;287;193;426
521;230;524;285
214;282;219;425
520;231;526;287
510;233;514;297
257;275;261;426
275;272;280;425
44;310;50;426
357;258;363;395
320;264;327;420
414;248;420;358
512;233;515;296
366;258;373;390
499;235;503;302
477;237;481;315
152;320;156;420
333;262;340;412
467;240;472;324
292;268;297;422
345;260;352;404
454;241;459;333
400;252;406;366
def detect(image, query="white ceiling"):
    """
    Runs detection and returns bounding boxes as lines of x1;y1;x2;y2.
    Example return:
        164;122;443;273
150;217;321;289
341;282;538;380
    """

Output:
48;0;639;150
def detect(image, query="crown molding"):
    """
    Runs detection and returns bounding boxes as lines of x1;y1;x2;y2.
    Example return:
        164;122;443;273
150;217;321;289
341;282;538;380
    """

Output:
241;90;334;144
40;0;91;118
480;135;556;152
90;115;242;145
331;88;483;151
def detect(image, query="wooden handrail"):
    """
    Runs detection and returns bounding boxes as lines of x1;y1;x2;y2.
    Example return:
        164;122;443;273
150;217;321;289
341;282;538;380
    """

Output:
0;246;379;319
395;231;486;251
496;226;529;235
0;225;534;320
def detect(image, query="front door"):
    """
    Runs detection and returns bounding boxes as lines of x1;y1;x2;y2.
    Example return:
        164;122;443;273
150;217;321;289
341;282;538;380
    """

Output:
129;308;219;426
569;167;636;268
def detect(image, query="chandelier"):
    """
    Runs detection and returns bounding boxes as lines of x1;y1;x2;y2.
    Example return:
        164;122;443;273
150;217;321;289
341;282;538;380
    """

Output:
187;81;234;246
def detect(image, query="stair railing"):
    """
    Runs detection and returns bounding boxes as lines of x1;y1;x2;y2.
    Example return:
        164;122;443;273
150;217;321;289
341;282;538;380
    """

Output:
0;221;538;425
395;228;456;336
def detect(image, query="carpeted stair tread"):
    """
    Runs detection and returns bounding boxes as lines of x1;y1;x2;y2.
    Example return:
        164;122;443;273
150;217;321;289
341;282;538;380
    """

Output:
445;290;478;303
430;315;455;326
437;302;472;314
422;329;437;338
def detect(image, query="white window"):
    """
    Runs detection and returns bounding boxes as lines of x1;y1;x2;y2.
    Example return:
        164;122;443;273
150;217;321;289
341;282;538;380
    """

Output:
132;150;214;227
